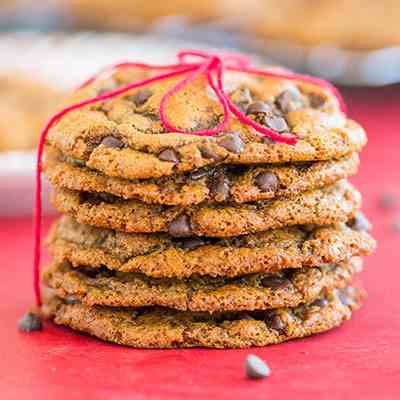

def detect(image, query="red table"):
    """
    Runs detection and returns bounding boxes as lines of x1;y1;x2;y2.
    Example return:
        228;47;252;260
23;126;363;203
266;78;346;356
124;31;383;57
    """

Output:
1;86;399;399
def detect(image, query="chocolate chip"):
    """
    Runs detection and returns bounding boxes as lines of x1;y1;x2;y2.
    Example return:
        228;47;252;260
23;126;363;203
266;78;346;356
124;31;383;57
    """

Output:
18;312;42;332
200;146;223;161
181;238;205;250
129;89;153;106
271;315;285;331
209;174;230;200
293;305;306;320
64;296;79;305
265;116;289;132
266;312;285;332
245;355;271;379
380;192;397;209
349;212;371;232
310;298;329;308
217;132;244;154
338;290;353;306
101;136;125;149
261;276;290;289
276;87;303;113
246;101;272;115
158;148;179;163
255;172;279;192
392;217;400;233
190;169;209;180
309;93;325;109
168;214;192;237
262;136;276;144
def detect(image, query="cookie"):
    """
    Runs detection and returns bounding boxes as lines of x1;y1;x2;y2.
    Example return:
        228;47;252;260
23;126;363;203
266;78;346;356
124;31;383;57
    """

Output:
43;258;362;312
0;74;62;152
45;145;360;206
47;216;375;278
42;286;363;348
247;0;400;50
50;181;361;237
67;0;226;30
46;65;367;180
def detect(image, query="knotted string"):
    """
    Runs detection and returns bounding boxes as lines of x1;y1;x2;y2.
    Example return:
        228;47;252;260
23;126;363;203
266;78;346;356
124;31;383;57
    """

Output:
33;49;346;306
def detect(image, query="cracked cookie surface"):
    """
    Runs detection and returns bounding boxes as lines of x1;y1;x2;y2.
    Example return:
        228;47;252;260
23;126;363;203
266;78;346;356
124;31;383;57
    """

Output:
43;258;362;312
47;215;375;278
45;145;360;206
42;286;363;348
50;181;362;237
46;66;367;180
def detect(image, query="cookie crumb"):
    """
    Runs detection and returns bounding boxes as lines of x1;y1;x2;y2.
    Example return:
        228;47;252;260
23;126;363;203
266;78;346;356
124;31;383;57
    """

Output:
245;354;271;379
18;311;43;332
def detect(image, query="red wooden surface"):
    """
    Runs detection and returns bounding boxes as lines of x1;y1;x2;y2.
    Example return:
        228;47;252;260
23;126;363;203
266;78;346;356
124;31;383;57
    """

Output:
1;86;400;399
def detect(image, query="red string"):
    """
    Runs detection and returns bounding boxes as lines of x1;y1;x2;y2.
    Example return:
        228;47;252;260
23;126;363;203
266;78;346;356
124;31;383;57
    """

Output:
33;49;346;306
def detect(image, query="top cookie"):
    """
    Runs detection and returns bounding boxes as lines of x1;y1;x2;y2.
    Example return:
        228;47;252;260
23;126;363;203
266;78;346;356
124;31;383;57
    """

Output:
47;65;367;180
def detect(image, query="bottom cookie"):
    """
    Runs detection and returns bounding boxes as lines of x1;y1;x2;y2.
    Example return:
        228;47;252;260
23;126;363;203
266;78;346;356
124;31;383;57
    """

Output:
42;286;363;349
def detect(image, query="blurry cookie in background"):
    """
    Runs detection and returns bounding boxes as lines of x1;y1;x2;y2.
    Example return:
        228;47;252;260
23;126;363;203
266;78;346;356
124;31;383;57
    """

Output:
247;0;400;50
0;75;62;152
65;0;228;31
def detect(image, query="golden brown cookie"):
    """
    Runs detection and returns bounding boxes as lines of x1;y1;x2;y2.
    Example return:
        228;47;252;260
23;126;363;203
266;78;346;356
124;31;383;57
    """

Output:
50;181;362;237
42;286;364;349
47;215;375;278
0;74;62;152
42;258;362;312
45;145;360;206
46;66;367;180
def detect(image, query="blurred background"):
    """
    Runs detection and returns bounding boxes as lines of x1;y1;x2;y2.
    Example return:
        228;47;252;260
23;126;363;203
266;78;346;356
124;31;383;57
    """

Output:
1;0;400;215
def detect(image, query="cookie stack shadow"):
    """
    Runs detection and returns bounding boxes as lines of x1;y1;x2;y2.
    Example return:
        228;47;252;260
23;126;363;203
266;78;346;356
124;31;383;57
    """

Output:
40;69;376;348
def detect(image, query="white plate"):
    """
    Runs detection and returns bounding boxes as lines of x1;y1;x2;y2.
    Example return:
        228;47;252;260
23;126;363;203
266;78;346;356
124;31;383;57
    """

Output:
245;37;400;86
0;151;53;216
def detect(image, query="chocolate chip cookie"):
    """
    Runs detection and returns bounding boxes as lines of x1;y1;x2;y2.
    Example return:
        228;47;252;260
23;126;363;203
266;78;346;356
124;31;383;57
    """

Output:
50;181;361;237
45;145;360;206
42;285;364;348
43;258;362;312
247;0;400;50
46;66;367;180
0;74;62;151
67;0;226;31
47;216;375;278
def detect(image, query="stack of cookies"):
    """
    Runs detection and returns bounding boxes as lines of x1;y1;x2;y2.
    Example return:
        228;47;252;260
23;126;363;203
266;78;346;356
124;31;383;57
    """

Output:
41;64;375;348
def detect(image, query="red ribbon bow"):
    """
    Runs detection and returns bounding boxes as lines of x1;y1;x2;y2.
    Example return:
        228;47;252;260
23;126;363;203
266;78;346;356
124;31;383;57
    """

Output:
33;49;346;306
